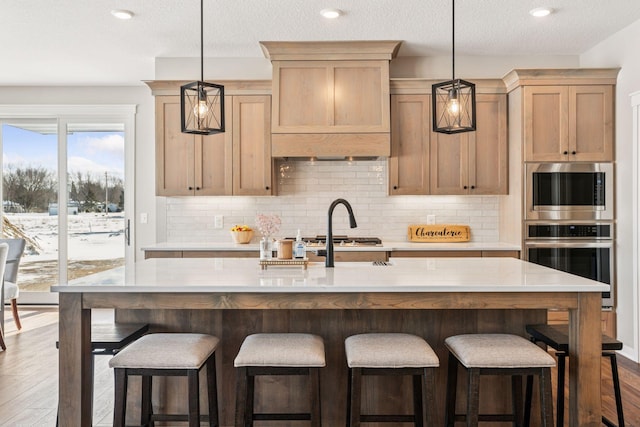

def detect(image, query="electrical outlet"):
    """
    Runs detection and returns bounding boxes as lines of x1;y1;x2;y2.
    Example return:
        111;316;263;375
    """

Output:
427;215;436;225
140;213;148;224
214;215;223;229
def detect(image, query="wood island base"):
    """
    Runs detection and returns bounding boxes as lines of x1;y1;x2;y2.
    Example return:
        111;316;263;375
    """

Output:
113;308;547;426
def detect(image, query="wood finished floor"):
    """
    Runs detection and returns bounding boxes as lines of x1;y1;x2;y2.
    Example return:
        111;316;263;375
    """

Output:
1;307;639;426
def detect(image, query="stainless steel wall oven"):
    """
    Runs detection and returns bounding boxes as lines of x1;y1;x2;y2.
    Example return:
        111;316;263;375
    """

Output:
524;222;614;308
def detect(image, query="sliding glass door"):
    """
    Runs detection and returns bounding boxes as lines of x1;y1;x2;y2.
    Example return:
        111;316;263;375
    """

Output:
1;120;60;303
1;106;135;304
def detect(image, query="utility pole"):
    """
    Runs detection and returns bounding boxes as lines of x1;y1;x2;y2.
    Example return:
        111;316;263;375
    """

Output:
105;171;108;214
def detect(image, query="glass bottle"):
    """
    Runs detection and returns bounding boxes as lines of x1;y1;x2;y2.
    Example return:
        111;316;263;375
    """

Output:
260;237;272;260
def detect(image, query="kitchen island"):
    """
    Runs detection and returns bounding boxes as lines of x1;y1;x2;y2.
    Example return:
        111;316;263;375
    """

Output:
54;257;606;426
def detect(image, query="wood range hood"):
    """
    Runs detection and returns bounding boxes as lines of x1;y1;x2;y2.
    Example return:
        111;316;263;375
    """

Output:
260;40;402;159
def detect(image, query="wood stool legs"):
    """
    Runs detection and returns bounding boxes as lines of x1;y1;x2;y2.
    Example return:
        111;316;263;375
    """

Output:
188;370;200;427
347;367;435;426
113;352;219;427
604;352;626;427
140;375;153;426
206;353;219;427
445;352;458;427
235;366;321;427
113;368;128;427
525;351;625;427
447;352;553;427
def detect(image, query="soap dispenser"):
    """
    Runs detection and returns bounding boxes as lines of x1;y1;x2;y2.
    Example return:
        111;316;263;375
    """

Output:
294;229;306;259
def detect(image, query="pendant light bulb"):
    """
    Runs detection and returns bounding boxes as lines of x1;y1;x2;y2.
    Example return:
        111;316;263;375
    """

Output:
447;89;460;114
194;88;209;118
194;100;209;118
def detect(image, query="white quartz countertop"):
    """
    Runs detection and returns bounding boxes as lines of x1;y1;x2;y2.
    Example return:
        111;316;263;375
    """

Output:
53;257;607;294
141;241;521;252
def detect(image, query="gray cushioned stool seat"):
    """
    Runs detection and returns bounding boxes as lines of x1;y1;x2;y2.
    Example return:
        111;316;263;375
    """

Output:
234;333;325;367
345;333;439;368
445;333;555;368
109;333;220;369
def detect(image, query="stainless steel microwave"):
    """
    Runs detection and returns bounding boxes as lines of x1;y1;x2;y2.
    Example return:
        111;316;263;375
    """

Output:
525;163;614;221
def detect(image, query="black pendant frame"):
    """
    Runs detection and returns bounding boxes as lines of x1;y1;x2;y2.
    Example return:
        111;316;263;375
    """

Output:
180;0;225;135
432;78;476;134
180;81;225;135
431;0;476;135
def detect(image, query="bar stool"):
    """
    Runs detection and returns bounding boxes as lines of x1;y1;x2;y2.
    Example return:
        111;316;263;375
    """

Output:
55;322;149;426
524;323;625;427
234;333;325;427
444;333;555;427
109;333;220;427
344;333;439;426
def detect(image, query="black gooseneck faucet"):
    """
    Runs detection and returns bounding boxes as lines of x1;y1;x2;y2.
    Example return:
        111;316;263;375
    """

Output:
326;198;357;267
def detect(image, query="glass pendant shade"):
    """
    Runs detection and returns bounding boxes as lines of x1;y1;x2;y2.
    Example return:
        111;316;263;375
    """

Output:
180;81;225;135
432;79;476;134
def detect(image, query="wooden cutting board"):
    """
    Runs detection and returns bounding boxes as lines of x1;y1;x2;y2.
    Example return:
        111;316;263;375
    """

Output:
407;224;471;242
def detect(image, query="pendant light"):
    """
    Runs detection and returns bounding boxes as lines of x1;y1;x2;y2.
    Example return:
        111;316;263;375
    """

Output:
432;0;476;134
180;0;225;135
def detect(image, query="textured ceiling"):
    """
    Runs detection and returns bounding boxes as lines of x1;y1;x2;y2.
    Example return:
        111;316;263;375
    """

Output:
2;0;640;85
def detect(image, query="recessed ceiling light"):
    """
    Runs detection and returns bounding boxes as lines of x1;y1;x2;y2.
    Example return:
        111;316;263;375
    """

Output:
529;7;553;18
320;8;343;19
111;9;134;20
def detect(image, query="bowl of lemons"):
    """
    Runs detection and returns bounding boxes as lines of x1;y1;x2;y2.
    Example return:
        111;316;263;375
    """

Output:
230;225;254;244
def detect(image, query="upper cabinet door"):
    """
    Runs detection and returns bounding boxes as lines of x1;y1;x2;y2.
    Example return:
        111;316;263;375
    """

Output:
271;60;390;133
469;94;508;195
430;131;468;195
155;96;232;196
232;95;273;195
569;85;614;162
155;96;196;196
524;86;569;162
198;96;233;196
430;94;508;195
524;85;614;162
389;94;430;195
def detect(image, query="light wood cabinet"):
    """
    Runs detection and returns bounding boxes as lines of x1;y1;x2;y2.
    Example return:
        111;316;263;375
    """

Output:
270;60;391;157
389;94;430;195
305;251;389;263
155;96;232;196
260;42;402;158
271;60;390;133
232;95;273;195
155;95;272;196
390;250;519;258
524;85;614;162
430;94;508;195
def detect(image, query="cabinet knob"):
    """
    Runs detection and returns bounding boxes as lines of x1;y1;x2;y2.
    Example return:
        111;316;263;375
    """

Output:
471;185;476;189
265;186;270;190
572;151;577;155
393;186;398;190
188;186;193;190
563;151;568;155
196;187;201;190
463;185;468;190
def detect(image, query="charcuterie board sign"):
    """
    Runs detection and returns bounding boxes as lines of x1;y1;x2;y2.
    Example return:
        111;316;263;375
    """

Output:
407;225;471;242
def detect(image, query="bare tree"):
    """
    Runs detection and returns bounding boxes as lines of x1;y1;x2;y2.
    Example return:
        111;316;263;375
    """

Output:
2;164;57;212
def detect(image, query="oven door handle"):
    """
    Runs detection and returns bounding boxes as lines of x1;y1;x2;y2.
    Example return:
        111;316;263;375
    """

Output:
524;240;613;248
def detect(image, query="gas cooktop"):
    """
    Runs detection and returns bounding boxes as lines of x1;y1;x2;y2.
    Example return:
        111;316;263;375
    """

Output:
287;235;383;247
